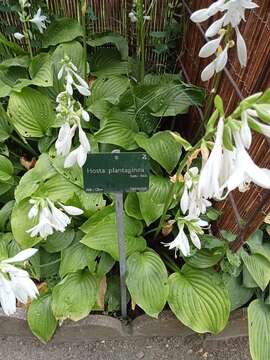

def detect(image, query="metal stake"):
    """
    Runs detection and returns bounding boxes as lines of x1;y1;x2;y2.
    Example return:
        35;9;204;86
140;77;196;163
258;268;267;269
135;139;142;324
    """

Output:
115;192;127;319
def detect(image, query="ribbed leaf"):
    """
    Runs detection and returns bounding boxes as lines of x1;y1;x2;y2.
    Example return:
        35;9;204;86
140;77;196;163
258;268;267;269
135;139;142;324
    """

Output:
185;248;225;269
137;175;175;225
90;76;129;105
90;48;128;77
168;265;230;334
42;18;84;48
224;275;254;311
135;131;181;173
241;250;270;290
124;193;143;220
80;223;146;260
27;293;57;343
52;270;98;322
42;229;75;253
87;32;128;59
0;105;12;142
248;300;270;360
8;87;55;137
0;155;13;182
59;242;98;278
126;250;168;318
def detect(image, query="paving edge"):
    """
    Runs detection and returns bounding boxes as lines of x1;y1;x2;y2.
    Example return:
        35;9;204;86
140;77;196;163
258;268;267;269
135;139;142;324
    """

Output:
0;308;248;344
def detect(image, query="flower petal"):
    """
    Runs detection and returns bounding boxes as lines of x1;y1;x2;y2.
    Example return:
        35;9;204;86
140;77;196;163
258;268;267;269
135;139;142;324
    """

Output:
205;16;225;37
190;8;210;23
201;60;216;81
199;37;222;58
215;45;228;72
2;249;38;264
59;204;84;216
236;27;247;67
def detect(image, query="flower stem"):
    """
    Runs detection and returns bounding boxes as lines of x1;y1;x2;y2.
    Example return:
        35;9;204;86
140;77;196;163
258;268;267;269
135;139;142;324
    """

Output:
136;0;145;82
81;0;88;80
161;252;181;273
10;134;37;156
202;71;222;126
23;21;33;59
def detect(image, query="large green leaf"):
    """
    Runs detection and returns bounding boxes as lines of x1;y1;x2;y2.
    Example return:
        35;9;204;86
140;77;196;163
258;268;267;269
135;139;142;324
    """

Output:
168;265;230;334
42;18;84;48
59;242;98;278
0;105;12;142
135;131;182;173
42;229;75;253
0;33;26;55
185;247;225;269
137;175;175;225
52;270;98;322
15;154;57;203
241;250;270;291
87;32;128;59
0;200;14;232
124;193;143;220
27;293;58;343
80;222;146;260
90;48;128;77
0;155;13;182
8;87;55;137
224;274;254;311
126;250;168;318
248;300;270;360
134;83;204;117
0;55;30;70
89;76;129;105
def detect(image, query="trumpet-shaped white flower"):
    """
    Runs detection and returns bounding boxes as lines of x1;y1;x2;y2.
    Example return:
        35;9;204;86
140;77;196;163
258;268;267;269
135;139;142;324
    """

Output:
226;132;270;191
58;57;90;97
30;8;48;33
191;0;258;80
55;123;77;156
163;224;191;257
198;118;224;199
27;198;83;239
64;145;88;168
240;111;252;149
14;32;24;40
0;249;38;315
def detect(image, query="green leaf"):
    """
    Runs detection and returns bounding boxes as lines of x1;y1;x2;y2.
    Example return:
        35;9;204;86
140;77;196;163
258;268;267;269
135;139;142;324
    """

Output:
137;176;175;226
253;104;270;124
248;300;270;360
185;247;225;269
96;252;115;278
0;33;26;55
80;205;115;233
223;124;234;151
124;193;143;220
42;229;75;253
15;154;57;203
52;270;98;322
0;105;12;142
89;76;129;105
0;200;14;232
126;250;168;318
241;250;270;290
27;293;58;343
8;87;55;138
87;32;128;59
42;18;84;48
59;242;98;278
0;55;30;70
135;131;181;173
168;266;230;334
0;155;13;182
134;83;204;117
80;223;146;260
224;275;254;311
214;95;224;115
90;48;128;77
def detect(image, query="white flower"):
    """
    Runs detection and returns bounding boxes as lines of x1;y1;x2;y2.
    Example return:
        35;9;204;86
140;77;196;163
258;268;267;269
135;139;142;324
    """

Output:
0;249;38;315
201;61;216;82
27;206;55;238
199;36;223;58
26;198;83;239
226;132;270;191
55;123;77;156
78;124;90;152
215;44;229;72
163;224;191;257
198;118;224;199
30;8;48;33
205;16;226;37
14;32;24;40
143;15;151;21
235;26;247;67
240;111;252;149
129;11;137;22
64;145;88;168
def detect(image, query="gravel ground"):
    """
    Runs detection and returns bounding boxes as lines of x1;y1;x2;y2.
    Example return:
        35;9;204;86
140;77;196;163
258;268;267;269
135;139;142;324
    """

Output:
0;335;251;360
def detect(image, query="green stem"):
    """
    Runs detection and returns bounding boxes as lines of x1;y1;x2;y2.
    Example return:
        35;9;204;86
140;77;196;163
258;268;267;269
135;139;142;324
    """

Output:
162;252;180;273
81;0;88;80
136;0;145;82
202;71;222;127
10;134;38;156
23;21;33;58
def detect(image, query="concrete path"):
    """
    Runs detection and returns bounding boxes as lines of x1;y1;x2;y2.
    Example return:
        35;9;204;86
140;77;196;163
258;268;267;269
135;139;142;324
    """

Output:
0;335;251;360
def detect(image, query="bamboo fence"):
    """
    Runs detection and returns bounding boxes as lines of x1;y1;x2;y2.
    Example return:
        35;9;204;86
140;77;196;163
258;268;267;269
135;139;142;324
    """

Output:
0;0;270;248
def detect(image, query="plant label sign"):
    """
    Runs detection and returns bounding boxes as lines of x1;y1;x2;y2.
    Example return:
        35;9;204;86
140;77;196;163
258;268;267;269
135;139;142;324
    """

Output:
83;152;150;193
